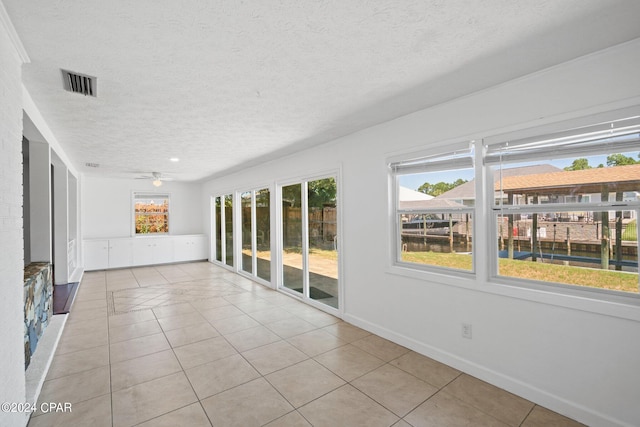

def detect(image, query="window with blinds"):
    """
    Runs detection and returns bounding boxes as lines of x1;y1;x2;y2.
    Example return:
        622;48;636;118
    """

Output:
484;111;640;295
390;142;476;273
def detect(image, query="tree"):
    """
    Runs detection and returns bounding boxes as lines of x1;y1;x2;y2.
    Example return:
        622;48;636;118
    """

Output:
564;158;591;171
606;153;639;166
308;177;336;207
418;179;468;197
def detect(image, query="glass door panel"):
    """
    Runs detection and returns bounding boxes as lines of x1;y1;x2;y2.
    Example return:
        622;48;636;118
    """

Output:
224;194;233;267
282;184;303;294
241;191;252;274
256;188;271;281
307;178;338;308
215;196;222;262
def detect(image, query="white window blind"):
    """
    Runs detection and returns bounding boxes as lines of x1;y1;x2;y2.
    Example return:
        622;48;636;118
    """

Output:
390;142;474;175
485;115;640;165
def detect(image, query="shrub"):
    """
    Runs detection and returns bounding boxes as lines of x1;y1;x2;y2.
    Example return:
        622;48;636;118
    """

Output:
622;220;637;241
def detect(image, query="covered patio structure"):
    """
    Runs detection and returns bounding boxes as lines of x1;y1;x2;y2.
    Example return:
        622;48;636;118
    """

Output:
497;164;640;269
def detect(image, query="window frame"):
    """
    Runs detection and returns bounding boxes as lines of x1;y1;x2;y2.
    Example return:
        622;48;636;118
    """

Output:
132;192;171;236
484;106;640;300
390;141;477;276
387;105;640;306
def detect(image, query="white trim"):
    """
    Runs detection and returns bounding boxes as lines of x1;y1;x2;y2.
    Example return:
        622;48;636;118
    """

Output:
251;190;257;276
274;184;283;291
208;196;215;262
0;2;29;63
301;181;309;299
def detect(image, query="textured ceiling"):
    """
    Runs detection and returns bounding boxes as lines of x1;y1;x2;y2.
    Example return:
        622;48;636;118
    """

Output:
5;0;640;181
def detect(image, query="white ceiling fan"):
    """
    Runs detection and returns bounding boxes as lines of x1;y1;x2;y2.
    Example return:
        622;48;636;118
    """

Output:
136;172;173;187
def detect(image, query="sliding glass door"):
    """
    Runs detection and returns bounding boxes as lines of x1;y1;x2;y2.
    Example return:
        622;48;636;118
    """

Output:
256;189;271;281
213;194;233;267
282;184;303;293
224;194;233;267
281;176;338;309
238;188;271;283
307;178;338;308
241;192;252;274
214;196;222;262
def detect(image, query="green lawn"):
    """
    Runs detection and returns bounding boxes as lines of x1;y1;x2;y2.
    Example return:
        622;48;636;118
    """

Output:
402;251;473;271
402;251;638;293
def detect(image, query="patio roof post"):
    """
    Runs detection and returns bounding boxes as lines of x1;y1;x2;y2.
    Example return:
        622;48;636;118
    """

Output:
601;186;610;270
422;214;427;246
449;214;454;253
465;213;471;251
615;191;623;271
532;195;538;263
507;192;514;259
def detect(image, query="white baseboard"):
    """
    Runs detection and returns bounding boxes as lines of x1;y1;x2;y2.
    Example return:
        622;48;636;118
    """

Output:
342;313;629;427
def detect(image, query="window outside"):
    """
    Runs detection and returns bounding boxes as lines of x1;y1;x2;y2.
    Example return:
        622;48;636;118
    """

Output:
392;112;640;298
491;150;640;295
394;146;475;272
134;194;169;234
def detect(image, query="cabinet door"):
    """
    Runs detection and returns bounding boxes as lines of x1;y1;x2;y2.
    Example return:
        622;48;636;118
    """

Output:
133;239;154;266
174;236;208;262
108;239;133;268
84;240;109;270
191;236;208;260
153;238;174;264
172;237;191;263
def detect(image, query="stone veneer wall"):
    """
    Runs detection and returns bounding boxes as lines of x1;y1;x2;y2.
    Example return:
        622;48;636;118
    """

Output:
23;263;53;369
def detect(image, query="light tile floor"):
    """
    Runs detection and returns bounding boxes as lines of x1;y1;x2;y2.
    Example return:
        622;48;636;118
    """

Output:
28;262;584;427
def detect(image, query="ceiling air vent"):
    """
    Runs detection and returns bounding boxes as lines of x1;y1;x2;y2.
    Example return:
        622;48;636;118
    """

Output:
62;69;97;97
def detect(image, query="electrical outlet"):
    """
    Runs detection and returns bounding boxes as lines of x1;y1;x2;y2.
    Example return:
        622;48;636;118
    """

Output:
462;323;472;339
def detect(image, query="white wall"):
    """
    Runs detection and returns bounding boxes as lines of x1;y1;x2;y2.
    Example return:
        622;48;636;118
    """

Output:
27;140;50;262
0;3;29;425
82;176;204;239
201;39;640;427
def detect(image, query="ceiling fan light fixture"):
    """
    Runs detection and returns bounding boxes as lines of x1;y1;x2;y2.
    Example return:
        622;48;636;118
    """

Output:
152;179;162;187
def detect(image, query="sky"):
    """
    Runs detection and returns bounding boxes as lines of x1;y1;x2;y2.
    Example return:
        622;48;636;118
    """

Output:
399;152;639;191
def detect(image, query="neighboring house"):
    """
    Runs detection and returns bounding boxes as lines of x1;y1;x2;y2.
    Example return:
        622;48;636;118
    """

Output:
398;186;434;202
498;163;640;219
435;164;562;206
433;164;640;219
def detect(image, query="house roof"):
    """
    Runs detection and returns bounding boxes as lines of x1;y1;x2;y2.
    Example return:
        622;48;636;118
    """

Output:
498;164;640;195
436;164;562;200
400;199;466;210
399;186;433;202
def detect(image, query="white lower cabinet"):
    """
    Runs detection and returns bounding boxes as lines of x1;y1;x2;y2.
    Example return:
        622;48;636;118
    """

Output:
173;235;208;262
83;240;109;270
84;235;207;270
133;238;174;266
108;239;133;268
